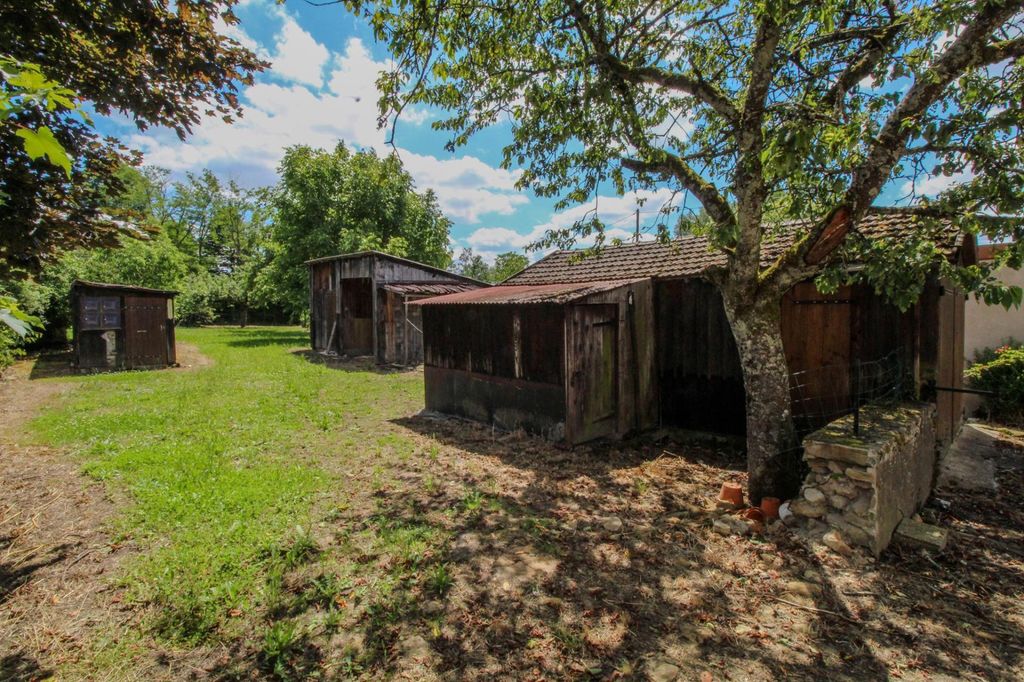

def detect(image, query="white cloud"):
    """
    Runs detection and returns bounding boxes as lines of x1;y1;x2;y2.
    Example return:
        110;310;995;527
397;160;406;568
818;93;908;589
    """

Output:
465;189;675;256
901;170;973;198
269;14;329;88
127;4;527;224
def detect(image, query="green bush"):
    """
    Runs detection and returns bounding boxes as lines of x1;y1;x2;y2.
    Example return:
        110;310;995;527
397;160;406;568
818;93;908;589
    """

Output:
0;326;25;372
966;346;1024;424
972;338;1023;365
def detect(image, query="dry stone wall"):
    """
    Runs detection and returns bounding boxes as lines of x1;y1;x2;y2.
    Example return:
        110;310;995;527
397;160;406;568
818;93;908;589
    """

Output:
790;403;938;556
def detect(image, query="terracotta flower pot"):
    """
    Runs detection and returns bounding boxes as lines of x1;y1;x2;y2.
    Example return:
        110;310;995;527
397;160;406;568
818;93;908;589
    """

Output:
718;482;744;507
744;507;765;522
760;497;781;520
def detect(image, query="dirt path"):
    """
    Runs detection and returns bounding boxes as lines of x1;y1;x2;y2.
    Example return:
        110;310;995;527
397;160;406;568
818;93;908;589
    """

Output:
0;344;210;681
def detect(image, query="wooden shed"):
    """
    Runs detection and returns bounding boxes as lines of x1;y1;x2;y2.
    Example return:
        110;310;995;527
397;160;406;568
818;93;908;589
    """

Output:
71;280;177;371
305;251;486;365
417;279;657;443
418;213;974;446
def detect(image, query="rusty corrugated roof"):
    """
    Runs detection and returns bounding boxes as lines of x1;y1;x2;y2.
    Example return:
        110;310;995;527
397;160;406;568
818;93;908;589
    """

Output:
414;279;645;306
506;213;965;286
382;282;481;297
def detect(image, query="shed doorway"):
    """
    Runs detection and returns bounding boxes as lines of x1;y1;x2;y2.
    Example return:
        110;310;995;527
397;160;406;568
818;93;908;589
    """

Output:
569;304;619;442
340;277;373;355
124;296;171;368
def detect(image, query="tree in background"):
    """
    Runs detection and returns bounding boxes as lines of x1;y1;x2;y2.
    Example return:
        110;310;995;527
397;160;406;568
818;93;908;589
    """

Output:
0;0;265;278
491;252;530;282
268;143;452;318
351;0;1024;500
452;248;529;283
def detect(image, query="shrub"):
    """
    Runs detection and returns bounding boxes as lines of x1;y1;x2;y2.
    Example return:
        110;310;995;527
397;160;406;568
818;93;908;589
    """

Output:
966;346;1024;424
0;326;25;372
972;338;1023;365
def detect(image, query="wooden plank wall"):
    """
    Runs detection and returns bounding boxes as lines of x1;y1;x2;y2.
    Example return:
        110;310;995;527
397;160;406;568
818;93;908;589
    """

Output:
655;279;746;434
656;278;920;437
567;279;657;443
422;303;567;435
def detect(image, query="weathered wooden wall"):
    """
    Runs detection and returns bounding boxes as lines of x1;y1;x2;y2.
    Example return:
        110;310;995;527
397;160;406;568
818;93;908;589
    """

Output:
656;279;746;434
72;285;175;371
565;279;657;443
656;278;926;437
422;303;567;436
309;254;481;364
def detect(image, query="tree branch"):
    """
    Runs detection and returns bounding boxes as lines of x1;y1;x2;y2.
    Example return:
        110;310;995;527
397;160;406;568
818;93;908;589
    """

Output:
768;0;1024;288
567;0;739;122
731;12;781;281
621;154;735;230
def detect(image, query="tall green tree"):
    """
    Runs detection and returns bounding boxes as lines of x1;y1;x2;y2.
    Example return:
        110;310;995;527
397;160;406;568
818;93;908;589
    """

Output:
453;248;529;282
269;143;453;318
349;0;1024;499
0;0;266;278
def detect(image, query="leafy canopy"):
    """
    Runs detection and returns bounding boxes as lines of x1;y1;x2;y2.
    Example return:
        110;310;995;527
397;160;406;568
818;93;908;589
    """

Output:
349;0;1024;308
0;0;266;278
267;143;453;318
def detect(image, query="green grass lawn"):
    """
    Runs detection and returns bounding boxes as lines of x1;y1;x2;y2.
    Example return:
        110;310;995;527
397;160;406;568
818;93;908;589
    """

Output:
19;326;1024;681
29;327;426;653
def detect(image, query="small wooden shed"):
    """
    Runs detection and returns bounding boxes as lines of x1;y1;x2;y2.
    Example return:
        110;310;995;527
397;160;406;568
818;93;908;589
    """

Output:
417;213;975;446
71;280;177;371
418;279;657;442
306;251;486;365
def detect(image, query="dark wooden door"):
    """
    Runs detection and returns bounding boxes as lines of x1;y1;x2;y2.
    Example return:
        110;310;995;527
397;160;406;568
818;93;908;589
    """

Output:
124;296;169;368
569;304;619;442
781;284;854;432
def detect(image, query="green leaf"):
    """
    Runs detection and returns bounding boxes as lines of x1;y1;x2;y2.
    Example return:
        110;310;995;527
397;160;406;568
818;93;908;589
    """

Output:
15;126;72;177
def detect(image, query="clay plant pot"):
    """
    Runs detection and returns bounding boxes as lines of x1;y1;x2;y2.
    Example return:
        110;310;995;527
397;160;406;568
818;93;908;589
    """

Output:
760;497;781;520
718;482;744;507
744;507;765;523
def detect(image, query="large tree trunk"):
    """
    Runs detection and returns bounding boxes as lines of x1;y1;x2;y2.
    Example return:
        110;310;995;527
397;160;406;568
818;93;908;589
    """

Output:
721;290;802;505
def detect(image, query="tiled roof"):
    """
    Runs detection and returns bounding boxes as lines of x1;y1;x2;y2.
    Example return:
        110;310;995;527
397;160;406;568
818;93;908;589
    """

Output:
382;282;480;297
414;280;644;306
506;213;965;286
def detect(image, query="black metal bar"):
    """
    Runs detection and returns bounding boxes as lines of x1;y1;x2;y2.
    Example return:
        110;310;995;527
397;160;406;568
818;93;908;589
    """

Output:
852;358;861;436
932;385;997;396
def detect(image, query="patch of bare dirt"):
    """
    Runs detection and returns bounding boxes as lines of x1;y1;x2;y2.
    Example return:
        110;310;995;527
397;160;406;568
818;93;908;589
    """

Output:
265;414;1024;681
0;360;137;680
175;341;213;370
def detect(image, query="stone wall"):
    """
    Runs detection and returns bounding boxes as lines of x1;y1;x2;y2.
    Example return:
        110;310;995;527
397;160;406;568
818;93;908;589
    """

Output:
789;402;937;556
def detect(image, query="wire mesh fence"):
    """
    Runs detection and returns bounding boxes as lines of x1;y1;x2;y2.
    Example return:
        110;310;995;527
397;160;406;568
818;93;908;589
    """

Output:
788;350;909;438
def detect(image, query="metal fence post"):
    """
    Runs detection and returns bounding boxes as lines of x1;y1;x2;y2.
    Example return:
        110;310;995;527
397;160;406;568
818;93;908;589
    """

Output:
852;359;861;436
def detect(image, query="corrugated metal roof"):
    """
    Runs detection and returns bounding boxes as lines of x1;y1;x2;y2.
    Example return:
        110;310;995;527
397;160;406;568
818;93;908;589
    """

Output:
72;280;178;296
414;279;644;306
506;213;966;286
382;282;480;297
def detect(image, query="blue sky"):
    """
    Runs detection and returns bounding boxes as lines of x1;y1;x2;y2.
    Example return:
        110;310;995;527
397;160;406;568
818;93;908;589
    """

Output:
95;0;959;261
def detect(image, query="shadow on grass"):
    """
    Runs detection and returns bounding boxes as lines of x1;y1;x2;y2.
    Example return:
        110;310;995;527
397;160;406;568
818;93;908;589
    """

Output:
26;351;75;380
0;652;55;682
0;540;74;606
289;349;418;375
220;327;309;348
197;415;1023;680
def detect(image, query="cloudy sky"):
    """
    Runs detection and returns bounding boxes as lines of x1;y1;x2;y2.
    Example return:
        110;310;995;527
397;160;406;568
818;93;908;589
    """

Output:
95;0;951;262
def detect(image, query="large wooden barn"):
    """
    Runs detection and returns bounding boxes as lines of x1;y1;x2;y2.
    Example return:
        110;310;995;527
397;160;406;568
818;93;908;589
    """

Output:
417;214;975;445
71;280;177;372
306;251;486;365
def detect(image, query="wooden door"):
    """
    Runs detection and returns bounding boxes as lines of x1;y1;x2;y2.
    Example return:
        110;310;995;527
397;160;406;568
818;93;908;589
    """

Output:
569;304;619;442
124;296;169;368
781;284;854;433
